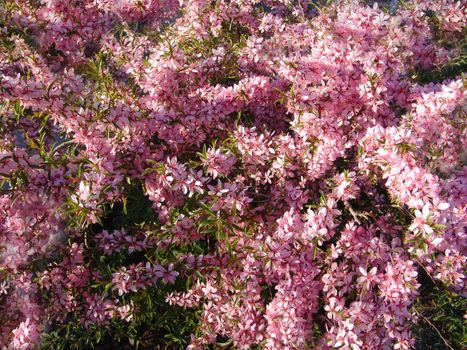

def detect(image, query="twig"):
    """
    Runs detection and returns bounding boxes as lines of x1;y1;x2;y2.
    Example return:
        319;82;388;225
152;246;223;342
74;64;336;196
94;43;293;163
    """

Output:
413;308;455;350
296;0;307;21
344;201;370;225
414;258;438;288
52;140;76;154
347;203;361;224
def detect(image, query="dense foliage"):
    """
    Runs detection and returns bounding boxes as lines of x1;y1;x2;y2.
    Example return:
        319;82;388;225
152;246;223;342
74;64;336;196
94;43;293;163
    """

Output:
0;0;466;349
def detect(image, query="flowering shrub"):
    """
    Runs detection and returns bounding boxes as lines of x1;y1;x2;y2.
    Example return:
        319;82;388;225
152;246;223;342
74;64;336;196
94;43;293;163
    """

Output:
0;0;466;349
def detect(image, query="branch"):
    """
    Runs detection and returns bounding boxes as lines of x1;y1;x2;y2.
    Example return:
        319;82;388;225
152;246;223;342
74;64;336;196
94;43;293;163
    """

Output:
413;308;454;350
52;140;76;155
344;201;370;225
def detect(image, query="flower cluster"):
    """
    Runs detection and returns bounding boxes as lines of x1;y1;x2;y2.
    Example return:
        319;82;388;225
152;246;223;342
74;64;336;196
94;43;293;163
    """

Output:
0;0;465;349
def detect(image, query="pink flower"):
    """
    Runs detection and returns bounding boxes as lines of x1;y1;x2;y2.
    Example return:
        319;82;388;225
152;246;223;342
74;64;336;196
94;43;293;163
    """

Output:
10;318;39;350
408;204;433;234
161;264;179;284
324;297;343;320
357;266;378;290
